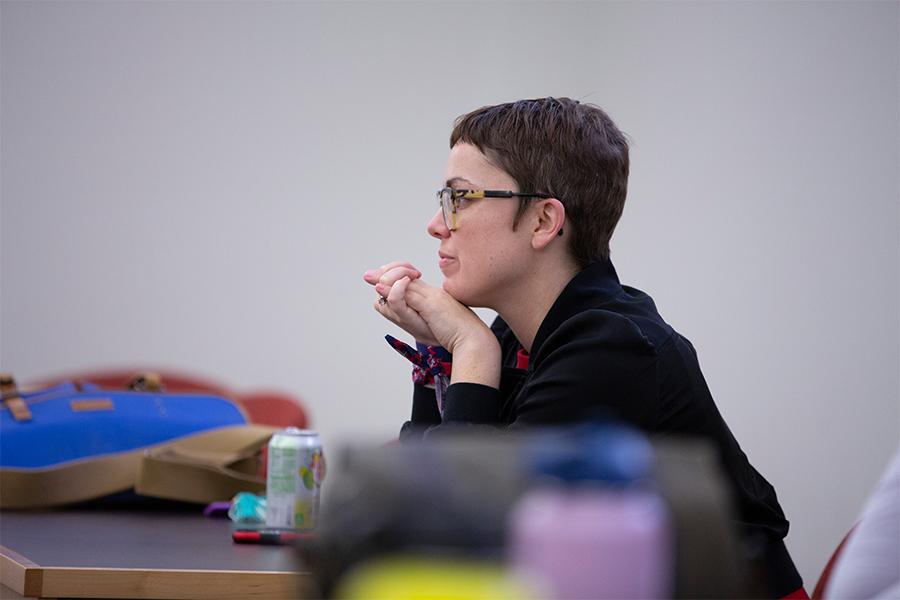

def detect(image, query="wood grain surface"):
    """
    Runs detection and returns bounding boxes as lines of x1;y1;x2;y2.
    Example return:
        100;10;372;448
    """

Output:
0;508;312;599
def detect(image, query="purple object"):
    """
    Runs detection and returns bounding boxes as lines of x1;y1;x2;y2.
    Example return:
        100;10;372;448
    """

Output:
509;488;671;599
203;501;232;518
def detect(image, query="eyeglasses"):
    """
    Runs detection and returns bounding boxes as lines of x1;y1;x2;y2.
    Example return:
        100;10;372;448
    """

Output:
436;188;552;231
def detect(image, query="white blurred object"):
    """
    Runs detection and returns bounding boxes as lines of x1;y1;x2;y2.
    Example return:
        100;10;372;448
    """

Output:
825;447;900;599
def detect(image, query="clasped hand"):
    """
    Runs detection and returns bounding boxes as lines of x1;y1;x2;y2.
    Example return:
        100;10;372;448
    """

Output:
363;261;490;353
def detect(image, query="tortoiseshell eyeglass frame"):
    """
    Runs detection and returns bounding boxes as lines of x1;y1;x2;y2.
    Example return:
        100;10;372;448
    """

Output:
436;187;552;231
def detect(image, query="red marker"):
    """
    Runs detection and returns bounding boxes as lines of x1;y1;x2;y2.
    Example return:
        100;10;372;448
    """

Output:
232;529;316;545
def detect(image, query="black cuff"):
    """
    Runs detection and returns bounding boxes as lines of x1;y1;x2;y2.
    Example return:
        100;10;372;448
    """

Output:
441;383;500;423
411;384;441;424
399;420;427;443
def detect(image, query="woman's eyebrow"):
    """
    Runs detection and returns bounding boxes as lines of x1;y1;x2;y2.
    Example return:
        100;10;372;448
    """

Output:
445;177;475;188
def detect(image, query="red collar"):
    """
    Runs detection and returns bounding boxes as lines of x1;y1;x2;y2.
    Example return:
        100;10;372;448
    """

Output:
516;348;530;370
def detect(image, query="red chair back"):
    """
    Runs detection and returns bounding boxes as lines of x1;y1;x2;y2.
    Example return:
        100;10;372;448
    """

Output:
29;368;309;430
811;526;856;599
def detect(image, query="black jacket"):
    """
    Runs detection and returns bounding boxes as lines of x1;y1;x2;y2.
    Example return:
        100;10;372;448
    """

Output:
400;260;802;596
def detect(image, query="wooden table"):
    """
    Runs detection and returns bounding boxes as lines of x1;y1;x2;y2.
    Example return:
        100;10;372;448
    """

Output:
0;505;311;599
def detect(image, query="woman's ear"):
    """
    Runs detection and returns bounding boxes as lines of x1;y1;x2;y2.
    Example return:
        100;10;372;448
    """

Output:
531;198;566;251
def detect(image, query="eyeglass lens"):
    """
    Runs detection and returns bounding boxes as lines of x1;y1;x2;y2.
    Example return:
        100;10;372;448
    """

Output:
438;189;456;230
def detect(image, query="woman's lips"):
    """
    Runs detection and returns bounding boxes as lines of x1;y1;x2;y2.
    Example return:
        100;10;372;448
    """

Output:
439;253;456;269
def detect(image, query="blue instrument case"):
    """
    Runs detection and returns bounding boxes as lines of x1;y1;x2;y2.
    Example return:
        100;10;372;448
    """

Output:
1;375;276;508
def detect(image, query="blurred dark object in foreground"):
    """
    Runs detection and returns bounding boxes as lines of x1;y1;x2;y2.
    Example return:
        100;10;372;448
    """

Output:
303;427;769;599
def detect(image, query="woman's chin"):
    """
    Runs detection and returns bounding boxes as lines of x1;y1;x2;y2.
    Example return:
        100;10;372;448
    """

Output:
441;276;458;296
442;278;465;301
442;278;481;307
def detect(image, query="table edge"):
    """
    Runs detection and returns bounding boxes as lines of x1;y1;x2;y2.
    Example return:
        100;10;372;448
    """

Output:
1;546;312;599
0;545;42;597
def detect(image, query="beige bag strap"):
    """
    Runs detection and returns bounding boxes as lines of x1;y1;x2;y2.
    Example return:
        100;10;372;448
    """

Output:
0;373;33;422
136;425;278;504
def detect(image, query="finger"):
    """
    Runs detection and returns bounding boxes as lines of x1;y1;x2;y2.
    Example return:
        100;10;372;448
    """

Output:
403;279;431;306
404;287;425;312
386;275;412;310
380;265;421;284
375;267;424;299
387;277;426;323
374;278;432;339
373;294;399;322
363;261;420;285
405;277;429;294
375;277;411;318
388;276;435;332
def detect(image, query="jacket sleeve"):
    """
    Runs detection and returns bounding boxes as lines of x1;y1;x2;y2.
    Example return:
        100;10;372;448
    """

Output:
398;384;442;442
398;316;516;441
403;309;660;439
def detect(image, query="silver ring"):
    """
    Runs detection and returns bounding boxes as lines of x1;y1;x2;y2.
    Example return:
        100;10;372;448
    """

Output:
378;296;387;305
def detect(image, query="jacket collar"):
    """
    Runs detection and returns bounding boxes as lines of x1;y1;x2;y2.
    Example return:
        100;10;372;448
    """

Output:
530;260;624;364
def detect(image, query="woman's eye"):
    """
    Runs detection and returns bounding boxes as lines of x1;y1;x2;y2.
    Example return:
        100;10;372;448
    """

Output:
456;197;473;209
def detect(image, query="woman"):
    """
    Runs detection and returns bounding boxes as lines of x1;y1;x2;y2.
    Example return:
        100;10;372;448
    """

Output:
364;97;804;598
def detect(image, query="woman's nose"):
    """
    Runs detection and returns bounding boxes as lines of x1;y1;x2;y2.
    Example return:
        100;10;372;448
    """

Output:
427;208;450;239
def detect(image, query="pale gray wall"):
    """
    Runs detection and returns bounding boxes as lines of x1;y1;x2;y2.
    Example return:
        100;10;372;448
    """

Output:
2;0;897;587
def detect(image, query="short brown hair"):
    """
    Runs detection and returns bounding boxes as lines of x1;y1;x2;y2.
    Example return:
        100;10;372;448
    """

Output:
450;97;629;267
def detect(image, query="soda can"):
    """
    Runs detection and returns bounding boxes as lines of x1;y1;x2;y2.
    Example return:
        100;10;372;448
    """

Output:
265;427;325;530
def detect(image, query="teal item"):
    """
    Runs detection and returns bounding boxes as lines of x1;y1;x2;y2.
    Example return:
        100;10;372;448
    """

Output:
229;492;267;525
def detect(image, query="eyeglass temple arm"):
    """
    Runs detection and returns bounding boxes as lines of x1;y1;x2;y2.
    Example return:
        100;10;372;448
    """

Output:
471;190;552;199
